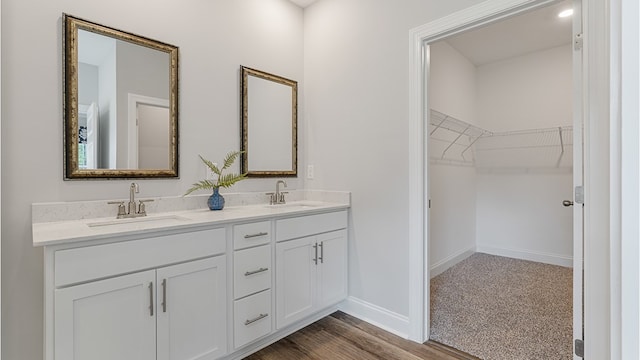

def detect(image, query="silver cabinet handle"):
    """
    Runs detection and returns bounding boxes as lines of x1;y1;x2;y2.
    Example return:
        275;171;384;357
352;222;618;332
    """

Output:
148;282;154;316
244;232;268;239
244;267;269;276
563;200;574;207
313;243;318;265
244;313;269;326
319;241;324;264
161;279;167;313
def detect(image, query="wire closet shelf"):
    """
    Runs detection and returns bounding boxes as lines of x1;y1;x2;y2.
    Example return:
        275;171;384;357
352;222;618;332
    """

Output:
428;109;573;170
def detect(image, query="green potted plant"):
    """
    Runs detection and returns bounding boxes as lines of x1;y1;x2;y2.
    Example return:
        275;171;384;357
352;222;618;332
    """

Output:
184;151;247;210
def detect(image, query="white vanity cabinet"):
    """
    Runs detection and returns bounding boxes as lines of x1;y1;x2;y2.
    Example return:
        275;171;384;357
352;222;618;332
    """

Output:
48;228;227;360
232;221;273;349
37;198;351;360
275;211;348;329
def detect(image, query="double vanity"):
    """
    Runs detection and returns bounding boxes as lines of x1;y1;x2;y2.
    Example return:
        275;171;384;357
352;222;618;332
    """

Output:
45;12;334;360
33;190;350;360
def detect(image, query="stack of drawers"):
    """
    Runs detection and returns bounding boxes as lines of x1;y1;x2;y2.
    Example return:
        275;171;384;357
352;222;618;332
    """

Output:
232;221;273;349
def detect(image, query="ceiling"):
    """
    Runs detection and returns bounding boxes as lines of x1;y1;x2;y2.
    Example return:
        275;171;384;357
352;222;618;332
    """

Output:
443;0;573;66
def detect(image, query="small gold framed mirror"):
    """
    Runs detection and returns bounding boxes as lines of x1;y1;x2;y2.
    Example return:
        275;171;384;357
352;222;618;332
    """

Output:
240;66;298;177
63;14;179;179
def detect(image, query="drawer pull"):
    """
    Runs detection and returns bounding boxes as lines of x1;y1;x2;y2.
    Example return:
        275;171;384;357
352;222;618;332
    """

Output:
244;267;269;276
244;313;269;326
244;232;268;239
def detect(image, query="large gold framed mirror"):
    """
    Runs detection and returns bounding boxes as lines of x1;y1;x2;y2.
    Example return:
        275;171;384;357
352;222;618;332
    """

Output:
63;14;179;179
240;66;297;177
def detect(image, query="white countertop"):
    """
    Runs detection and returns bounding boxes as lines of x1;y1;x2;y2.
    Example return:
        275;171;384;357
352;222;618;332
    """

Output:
33;193;350;247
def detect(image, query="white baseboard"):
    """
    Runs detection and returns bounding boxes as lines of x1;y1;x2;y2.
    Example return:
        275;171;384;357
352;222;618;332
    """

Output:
338;296;410;339
476;245;573;267
429;246;475;278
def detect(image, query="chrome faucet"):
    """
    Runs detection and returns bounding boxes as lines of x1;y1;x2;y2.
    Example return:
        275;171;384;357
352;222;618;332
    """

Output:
266;180;288;205
108;182;154;218
129;182;139;215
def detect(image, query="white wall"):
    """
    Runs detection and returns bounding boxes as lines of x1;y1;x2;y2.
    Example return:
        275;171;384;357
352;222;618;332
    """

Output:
474;44;574;266
429;41;478;124
428;41;478;275
476;45;573;131
98;46;117;168
303;0;485;331
116;41;170;168
0;1;303;359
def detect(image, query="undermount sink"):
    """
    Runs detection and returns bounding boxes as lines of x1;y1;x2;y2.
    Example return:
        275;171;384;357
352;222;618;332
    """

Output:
87;215;189;228
264;202;324;209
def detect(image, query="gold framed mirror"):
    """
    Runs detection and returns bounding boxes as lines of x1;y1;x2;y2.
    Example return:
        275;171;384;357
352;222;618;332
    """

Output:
240;66;297;177
63;14;179;179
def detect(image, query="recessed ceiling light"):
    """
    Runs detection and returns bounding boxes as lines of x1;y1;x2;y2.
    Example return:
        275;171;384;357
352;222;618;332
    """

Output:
558;9;574;18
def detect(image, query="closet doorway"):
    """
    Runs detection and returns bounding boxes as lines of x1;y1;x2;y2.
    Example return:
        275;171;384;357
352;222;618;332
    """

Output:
421;0;582;359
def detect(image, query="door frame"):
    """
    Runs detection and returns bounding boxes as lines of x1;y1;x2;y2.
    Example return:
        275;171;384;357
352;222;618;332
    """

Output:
407;0;611;357
617;0;640;357
127;93;170;168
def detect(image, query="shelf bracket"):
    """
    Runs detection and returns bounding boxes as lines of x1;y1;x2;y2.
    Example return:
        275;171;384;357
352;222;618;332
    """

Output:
430;115;449;136
441;125;470;159
556;126;565;167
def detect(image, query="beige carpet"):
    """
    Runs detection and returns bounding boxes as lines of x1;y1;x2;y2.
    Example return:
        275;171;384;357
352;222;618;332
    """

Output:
429;253;573;360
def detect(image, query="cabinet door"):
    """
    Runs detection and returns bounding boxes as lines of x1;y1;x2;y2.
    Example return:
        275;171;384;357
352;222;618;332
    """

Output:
275;236;316;329
54;270;156;360
156;256;227;360
317;230;348;308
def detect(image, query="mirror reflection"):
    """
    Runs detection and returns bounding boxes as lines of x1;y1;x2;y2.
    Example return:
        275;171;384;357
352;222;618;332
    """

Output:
241;66;297;177
64;14;179;179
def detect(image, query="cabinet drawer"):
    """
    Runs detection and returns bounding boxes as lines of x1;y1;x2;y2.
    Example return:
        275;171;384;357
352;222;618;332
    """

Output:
233;221;271;250
234;289;272;349
276;210;348;242
234;245;271;299
55;228;226;287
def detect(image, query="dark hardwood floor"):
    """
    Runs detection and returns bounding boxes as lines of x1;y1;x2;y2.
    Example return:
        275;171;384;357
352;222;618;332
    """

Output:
245;312;479;360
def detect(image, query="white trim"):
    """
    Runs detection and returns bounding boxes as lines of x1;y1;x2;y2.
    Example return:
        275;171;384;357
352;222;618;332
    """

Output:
126;93;169;168
476;246;573;268
0;1;3;355
338;297;410;339
429;247;475;278
408;0;562;343
618;0;640;357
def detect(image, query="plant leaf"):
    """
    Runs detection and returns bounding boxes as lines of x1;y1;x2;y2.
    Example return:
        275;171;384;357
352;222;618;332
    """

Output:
199;155;221;176
217;172;247;188
183;179;216;196
221;150;243;171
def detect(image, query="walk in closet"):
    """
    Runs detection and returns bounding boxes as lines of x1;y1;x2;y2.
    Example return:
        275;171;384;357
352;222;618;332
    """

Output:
426;1;575;358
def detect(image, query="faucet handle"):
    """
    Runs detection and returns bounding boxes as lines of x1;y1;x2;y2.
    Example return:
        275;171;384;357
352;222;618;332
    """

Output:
108;201;126;218
137;199;154;215
265;192;276;205
279;192;289;204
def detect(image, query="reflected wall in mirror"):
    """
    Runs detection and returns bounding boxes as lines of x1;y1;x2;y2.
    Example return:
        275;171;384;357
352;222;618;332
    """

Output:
241;66;297;177
64;14;179;179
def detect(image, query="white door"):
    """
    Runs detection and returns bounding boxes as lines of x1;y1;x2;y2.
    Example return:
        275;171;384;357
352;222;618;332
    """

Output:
571;0;584;358
276;236;316;329
317;230;348;308
156;256;227;360
54;270;156;360
127;93;170;169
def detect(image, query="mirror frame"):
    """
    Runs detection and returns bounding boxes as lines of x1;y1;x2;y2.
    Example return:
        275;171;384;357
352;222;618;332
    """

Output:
63;14;179;179
240;66;298;177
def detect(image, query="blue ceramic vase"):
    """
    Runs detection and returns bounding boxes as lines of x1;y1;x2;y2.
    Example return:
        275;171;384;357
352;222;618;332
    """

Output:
208;188;225;210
